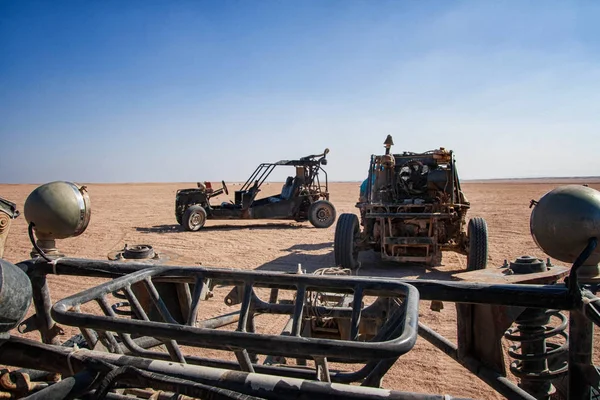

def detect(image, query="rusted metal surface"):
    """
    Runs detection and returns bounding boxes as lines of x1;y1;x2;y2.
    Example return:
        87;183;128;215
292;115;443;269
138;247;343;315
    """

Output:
418;322;537;400
0;255;599;399
51;266;420;363
569;310;595;399
457;303;524;375
335;137;487;270
1;242;599;399
454;264;569;285
0;336;471;400
455;259;571;399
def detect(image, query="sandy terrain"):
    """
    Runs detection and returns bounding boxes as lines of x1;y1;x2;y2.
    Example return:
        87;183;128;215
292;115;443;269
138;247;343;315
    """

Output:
1;180;599;399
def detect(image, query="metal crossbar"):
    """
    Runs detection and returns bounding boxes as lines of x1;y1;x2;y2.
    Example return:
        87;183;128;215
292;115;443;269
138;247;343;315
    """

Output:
51;266;419;381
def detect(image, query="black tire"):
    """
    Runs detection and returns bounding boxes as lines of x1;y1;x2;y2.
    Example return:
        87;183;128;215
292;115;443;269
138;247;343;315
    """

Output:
308;200;336;228
183;205;207;231
466;217;488;271
334;213;360;270
176;213;183;225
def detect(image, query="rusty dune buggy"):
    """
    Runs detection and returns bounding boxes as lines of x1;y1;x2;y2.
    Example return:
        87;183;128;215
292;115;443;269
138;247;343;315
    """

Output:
175;149;336;231
335;136;488;270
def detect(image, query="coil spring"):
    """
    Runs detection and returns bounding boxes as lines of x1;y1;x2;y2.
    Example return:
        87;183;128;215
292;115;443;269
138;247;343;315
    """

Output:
504;309;569;381
111;290;134;317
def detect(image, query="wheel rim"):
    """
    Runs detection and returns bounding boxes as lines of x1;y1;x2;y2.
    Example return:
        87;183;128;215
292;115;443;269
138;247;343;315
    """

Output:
190;211;204;226
316;206;331;222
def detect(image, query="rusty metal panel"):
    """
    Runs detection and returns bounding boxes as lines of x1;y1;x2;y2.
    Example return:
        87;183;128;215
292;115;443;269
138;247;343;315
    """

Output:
454;265;569;285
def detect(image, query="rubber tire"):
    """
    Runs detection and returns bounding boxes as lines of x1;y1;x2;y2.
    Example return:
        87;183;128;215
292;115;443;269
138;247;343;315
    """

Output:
466;217;488;271
183;205;207;231
308;200;336;229
334;213;360;270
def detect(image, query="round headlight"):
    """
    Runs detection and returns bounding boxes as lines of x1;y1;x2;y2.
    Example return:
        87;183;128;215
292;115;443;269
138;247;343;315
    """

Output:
530;185;600;266
24;181;91;240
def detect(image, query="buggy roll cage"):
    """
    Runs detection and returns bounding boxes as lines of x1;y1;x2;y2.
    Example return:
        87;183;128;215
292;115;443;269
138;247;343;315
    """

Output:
240;150;329;194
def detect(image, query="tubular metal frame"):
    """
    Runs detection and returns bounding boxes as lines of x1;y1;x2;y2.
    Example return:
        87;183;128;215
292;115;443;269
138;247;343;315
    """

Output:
7;256;600;400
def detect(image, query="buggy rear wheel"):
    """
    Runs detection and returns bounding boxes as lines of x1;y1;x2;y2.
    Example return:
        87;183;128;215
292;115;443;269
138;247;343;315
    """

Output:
334;213;360;270
183;205;207;232
466;217;488;270
308;200;336;228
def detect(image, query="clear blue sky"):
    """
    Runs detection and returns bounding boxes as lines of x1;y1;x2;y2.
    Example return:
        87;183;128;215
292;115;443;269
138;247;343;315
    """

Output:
1;1;599;184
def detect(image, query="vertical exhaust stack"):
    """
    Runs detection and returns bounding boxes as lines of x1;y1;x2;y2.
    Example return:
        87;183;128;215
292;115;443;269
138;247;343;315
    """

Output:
383;135;394;155
381;135;395;167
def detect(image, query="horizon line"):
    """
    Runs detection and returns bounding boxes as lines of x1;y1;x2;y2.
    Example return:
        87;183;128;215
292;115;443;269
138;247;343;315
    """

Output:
1;175;599;185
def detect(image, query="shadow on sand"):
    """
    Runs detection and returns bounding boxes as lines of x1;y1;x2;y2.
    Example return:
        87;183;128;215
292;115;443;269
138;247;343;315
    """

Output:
255;243;461;282
136;222;311;234
284;242;334;252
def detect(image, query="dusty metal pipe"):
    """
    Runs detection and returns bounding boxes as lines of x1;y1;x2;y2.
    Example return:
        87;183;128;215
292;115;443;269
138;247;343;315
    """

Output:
418;322;536;400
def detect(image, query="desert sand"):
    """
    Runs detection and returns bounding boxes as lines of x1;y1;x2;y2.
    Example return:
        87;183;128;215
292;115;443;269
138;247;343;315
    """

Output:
1;180;599;399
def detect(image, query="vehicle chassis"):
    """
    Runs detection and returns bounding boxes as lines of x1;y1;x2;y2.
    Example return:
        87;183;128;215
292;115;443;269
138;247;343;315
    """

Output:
336;139;487;270
2;240;599;400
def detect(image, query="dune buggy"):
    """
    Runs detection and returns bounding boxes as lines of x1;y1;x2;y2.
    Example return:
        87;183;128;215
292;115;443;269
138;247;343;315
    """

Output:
335;135;488;270
175;149;336;231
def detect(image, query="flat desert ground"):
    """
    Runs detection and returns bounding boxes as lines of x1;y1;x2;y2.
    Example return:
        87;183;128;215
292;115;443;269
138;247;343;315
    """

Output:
2;180;600;399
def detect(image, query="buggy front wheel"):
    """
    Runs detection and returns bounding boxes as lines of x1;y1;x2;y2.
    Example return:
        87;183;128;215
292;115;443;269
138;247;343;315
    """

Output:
183;205;207;232
308;200;336;228
466;217;488;270
334;213;360;270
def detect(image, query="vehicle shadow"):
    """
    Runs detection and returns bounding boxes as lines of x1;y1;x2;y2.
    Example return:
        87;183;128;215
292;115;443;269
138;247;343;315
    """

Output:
284;242;334;252
202;223;311;232
255;250;335;273
136;224;184;233
352;251;463;281
136;222;311;234
255;245;460;281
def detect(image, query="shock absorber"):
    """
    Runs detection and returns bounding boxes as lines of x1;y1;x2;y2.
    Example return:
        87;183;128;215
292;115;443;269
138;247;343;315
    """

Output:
504;308;568;399
503;256;569;399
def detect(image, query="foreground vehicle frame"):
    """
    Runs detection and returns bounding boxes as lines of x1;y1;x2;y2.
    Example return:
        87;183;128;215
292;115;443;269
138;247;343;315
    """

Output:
175;149;336;231
1;243;598;400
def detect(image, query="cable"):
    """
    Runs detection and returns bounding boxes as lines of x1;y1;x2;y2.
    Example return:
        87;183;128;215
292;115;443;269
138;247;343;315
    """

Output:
28;223;53;262
567;237;598;299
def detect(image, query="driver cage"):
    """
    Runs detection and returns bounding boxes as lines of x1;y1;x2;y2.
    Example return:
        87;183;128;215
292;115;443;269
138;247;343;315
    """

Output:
240;161;329;201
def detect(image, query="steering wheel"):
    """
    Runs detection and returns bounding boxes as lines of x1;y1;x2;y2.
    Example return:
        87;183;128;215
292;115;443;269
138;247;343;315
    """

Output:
221;180;229;195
